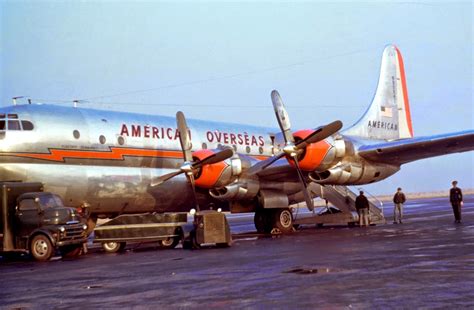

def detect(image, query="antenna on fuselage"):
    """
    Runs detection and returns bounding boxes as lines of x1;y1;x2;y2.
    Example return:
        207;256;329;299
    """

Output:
73;100;88;108
12;96;25;106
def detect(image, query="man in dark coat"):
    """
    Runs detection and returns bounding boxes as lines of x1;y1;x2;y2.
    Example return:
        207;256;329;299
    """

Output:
393;187;406;224
355;191;370;227
450;181;463;223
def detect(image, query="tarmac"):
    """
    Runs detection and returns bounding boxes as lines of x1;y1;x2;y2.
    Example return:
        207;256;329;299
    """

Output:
1;195;473;309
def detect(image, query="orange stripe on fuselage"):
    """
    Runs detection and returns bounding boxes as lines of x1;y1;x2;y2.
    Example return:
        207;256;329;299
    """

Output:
2;147;183;162
1;147;271;163
395;47;414;137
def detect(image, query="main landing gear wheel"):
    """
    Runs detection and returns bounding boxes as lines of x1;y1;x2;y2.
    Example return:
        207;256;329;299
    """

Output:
254;208;294;234
158;237;180;249
30;234;54;262
272;208;294;234
102;241;126;253
254;209;272;234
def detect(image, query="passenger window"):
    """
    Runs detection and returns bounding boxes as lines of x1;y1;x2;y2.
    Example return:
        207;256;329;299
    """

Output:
7;114;18;119
19;199;38;211
7;120;21;130
0;120;5;130
0;114;5;118
21;120;34;130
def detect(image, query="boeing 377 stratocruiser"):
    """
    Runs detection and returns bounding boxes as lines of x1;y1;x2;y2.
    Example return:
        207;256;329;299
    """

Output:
1;45;473;233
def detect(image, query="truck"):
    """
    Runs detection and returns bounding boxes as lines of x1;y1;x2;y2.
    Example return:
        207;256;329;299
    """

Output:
94;210;232;253
1;182;88;262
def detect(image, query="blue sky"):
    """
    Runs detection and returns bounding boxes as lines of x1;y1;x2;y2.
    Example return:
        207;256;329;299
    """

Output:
1;1;472;194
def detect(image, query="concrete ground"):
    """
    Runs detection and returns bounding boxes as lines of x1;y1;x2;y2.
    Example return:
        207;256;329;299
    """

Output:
1;195;473;309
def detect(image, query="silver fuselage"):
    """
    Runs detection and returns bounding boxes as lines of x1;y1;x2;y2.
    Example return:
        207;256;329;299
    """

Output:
0;104;397;216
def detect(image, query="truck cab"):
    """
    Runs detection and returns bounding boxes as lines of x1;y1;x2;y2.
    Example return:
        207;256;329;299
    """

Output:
1;182;88;261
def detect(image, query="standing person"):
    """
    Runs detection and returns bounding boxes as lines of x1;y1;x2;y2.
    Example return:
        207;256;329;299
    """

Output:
393;187;406;224
355;191;370;227
450;181;463;223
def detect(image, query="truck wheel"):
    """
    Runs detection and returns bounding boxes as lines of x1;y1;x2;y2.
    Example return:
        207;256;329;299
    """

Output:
61;245;83;258
272;208;294;234
158;237;180;249
102;241;126;253
30;234;54;262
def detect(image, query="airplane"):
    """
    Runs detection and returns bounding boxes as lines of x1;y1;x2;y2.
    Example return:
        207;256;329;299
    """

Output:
1;45;473;234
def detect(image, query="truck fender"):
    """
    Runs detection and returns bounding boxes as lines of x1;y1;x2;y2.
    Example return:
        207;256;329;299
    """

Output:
28;229;57;249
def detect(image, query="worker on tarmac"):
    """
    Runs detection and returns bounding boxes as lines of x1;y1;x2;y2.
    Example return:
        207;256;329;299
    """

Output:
392;187;406;224
355;191;370;227
450;181;463;223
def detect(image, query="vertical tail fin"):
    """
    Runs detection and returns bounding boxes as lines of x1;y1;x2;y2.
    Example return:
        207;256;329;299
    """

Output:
343;45;414;140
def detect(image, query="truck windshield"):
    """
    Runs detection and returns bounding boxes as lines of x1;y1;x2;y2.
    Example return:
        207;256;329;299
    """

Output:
39;194;65;209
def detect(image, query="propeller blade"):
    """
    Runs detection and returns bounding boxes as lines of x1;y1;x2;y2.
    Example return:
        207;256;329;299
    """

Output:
151;170;184;187
271;90;294;144
193;148;234;168
176;111;193;162
245;152;286;175
186;173;200;211
296;120;343;149
291;156;315;211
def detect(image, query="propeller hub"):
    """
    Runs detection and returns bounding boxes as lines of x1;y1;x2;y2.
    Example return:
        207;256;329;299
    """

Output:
283;143;298;157
181;162;194;174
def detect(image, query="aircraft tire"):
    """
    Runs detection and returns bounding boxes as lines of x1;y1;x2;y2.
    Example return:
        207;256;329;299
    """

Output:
272;208;294;234
254;209;272;234
30;234;54;262
102;241;126;253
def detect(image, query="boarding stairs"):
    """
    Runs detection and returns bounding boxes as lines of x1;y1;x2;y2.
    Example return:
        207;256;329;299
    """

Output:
294;184;385;226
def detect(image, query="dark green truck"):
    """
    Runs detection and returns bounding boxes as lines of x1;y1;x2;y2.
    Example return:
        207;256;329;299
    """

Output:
1;182;88;261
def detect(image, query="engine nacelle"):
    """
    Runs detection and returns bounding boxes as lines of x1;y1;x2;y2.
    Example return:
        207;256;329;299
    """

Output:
209;178;260;201
309;161;400;185
282;130;347;172
192;149;242;189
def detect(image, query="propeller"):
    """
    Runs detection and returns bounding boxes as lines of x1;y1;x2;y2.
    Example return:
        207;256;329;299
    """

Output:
266;90;342;211
151;111;234;211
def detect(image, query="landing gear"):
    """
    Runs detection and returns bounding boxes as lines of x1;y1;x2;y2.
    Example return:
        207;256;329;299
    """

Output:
254;208;294;234
273;208;294;234
254;209;272;233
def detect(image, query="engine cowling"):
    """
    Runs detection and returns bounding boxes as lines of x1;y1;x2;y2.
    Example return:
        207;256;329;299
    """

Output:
192;149;241;188
309;161;400;185
209;177;260;201
286;130;346;171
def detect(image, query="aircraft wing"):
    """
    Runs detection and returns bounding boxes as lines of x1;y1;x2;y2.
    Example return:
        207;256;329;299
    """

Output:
357;130;474;165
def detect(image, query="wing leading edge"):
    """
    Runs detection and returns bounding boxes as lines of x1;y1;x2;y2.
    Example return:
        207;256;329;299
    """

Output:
357;130;474;165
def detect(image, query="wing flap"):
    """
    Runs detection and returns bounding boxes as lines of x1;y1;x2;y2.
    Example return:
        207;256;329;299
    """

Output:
358;130;474;165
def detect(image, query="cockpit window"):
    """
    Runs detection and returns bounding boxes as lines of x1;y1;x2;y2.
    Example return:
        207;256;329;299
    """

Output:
0;114;34;131
21;120;34;130
8;120;21;130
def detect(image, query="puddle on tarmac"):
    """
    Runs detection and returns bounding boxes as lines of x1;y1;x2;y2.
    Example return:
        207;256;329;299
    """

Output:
284;266;346;275
84;285;103;289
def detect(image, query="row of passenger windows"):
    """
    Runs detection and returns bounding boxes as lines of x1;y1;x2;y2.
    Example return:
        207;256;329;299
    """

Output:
72;130;265;154
0;114;34;131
